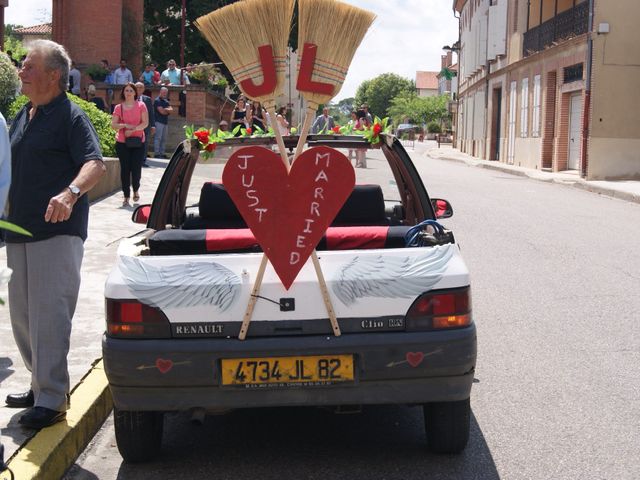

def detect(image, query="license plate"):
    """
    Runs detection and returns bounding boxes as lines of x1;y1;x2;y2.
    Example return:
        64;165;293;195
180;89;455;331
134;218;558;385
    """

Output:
221;355;354;387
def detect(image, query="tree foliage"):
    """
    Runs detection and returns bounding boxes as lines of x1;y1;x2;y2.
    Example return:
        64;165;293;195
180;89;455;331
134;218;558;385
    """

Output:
354;73;414;119
0;52;21;118
388;93;450;127
3;26;28;64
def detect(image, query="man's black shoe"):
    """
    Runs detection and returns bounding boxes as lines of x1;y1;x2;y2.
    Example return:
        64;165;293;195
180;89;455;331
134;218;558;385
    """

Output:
18;407;66;429
142;162;150;168
5;390;34;408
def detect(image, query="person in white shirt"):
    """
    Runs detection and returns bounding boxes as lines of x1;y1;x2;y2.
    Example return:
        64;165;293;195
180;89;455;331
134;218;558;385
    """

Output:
113;59;133;85
0;112;10;213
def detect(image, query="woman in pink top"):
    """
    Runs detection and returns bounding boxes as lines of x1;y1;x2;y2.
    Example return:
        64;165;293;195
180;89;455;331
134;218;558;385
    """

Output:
111;82;149;206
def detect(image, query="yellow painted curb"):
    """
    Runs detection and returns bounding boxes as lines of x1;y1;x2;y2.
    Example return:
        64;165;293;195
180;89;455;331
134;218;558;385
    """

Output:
1;360;113;480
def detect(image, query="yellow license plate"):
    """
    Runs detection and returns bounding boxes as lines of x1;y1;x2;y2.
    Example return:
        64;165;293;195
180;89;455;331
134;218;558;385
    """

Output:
221;355;354;387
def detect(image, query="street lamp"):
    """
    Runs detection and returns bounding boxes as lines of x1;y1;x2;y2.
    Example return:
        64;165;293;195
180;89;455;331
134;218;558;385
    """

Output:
442;42;460;147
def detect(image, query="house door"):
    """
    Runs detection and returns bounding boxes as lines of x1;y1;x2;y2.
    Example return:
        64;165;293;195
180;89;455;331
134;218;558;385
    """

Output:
491;88;502;160
507;81;517;165
568;93;582;170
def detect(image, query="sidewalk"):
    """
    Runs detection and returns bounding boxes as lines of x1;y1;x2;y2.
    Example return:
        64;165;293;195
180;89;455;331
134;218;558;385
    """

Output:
0;161;169;479
418;142;640;204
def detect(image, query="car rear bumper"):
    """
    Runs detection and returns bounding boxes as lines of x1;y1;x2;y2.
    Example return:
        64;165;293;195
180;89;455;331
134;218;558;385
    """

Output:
103;326;476;411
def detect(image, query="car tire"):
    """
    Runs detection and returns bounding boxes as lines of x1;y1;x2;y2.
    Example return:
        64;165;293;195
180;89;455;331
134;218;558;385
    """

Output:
423;398;470;454
114;408;164;463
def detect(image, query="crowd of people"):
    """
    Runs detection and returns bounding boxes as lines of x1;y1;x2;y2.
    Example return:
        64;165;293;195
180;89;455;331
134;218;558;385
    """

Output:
229;97;289;137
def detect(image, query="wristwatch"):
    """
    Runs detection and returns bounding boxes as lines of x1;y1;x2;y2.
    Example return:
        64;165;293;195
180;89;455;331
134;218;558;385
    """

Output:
68;184;81;197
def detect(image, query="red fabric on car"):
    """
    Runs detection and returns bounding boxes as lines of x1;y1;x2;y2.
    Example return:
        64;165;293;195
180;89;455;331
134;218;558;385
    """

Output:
325;226;388;250
205;229;259;251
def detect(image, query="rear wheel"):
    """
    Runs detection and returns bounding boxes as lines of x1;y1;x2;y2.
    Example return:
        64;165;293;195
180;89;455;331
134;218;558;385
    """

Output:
113;408;164;463
423;398;470;454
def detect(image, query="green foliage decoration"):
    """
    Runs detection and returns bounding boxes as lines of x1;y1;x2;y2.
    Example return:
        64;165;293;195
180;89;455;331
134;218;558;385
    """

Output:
0;52;21;118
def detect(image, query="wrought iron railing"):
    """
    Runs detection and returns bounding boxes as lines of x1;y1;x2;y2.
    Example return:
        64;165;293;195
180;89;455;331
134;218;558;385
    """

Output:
523;2;589;57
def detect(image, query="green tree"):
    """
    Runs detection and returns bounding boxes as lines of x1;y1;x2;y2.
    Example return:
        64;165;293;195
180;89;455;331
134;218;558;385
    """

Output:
336;97;355;116
0;52;21;118
3;25;28;62
354;73;414;118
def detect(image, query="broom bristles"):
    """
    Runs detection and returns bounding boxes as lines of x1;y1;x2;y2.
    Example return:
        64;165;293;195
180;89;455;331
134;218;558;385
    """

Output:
298;0;376;108
195;0;294;107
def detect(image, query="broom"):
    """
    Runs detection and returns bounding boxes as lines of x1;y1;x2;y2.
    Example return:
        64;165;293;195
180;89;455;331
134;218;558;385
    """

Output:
194;0;294;167
294;0;376;159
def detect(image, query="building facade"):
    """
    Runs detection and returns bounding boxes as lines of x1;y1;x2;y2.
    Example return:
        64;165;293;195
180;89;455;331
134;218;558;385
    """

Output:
454;0;640;180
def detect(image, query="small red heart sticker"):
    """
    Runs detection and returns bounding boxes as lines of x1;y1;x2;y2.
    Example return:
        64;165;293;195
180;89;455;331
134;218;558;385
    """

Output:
406;352;424;368
223;146;355;289
156;358;173;374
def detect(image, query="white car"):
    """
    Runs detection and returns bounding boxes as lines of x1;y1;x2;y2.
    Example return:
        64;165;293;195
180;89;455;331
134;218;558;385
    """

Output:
103;134;476;462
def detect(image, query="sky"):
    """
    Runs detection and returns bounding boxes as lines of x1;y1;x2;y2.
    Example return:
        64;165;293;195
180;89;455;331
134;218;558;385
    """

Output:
4;0;459;100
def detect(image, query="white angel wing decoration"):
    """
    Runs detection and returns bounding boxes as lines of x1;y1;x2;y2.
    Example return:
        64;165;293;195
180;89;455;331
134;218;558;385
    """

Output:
331;244;455;306
119;257;241;311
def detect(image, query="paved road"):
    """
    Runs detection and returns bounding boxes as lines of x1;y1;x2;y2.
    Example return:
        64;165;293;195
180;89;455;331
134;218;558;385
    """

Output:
67;145;640;479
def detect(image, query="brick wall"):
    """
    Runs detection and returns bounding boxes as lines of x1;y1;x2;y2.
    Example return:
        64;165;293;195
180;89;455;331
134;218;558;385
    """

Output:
52;0;144;92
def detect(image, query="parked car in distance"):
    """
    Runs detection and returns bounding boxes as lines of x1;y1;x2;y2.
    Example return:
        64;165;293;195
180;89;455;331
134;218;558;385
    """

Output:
396;123;424;139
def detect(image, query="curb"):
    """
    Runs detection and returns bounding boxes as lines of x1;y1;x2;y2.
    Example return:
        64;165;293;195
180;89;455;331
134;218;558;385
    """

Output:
426;149;640;205
1;360;113;480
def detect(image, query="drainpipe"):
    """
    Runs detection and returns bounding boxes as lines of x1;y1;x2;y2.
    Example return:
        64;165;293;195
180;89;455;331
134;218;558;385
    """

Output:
581;0;594;178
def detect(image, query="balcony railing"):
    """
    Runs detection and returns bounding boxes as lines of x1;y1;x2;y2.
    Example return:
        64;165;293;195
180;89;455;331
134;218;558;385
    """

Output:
523;2;589;57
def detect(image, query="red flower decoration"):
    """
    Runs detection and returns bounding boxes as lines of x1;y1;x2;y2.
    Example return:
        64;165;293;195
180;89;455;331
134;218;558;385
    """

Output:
194;130;210;144
373;123;382;136
246;127;252;135
205;143;216;152
332;125;341;134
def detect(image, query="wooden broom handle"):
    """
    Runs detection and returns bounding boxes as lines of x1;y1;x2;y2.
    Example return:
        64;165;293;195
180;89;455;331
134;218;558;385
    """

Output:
239;254;269;340
293;106;341;336
293;107;315;161
239;110;290;340
239;106;342;339
311;251;341;336
267;106;290;170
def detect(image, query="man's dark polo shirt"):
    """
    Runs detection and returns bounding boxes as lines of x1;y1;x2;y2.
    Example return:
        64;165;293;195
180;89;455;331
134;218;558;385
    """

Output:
153;96;170;125
7;93;102;243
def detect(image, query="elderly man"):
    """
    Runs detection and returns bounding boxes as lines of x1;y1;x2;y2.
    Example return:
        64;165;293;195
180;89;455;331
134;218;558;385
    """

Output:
311;106;335;134
5;40;105;429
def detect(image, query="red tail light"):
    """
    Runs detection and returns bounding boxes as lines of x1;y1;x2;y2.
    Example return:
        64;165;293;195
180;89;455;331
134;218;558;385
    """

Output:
106;299;171;338
405;287;472;330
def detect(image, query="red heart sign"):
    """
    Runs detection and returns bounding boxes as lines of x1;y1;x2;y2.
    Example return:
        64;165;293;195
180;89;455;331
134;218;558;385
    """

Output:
155;358;174;374
406;352;425;368
223;146;355;289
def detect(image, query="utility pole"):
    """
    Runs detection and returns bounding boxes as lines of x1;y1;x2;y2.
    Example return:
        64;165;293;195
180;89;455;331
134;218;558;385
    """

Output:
180;0;186;67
